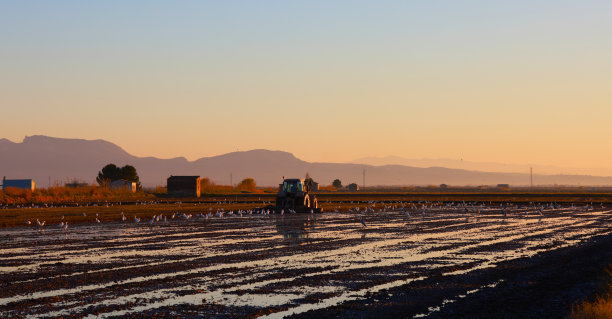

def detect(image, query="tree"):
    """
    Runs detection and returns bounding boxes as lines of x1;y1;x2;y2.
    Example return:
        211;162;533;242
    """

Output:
332;179;342;188
96;163;142;190
96;164;120;187
120;165;141;189
236;178;256;192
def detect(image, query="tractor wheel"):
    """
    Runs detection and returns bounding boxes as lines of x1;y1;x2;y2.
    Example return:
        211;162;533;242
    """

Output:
303;194;310;209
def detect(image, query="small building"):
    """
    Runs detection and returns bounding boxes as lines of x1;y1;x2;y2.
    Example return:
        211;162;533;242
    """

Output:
65;181;88;188
347;183;360;191
167;175;201;198
311;181;319;191
2;177;35;191
110;179;137;192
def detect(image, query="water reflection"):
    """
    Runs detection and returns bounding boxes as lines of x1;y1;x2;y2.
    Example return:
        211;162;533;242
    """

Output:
274;214;317;243
1;207;611;318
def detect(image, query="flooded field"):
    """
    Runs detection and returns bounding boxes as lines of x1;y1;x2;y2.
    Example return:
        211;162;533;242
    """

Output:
1;202;611;318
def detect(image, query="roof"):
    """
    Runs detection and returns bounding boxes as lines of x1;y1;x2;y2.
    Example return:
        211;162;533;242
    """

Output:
111;179;135;184
167;175;200;180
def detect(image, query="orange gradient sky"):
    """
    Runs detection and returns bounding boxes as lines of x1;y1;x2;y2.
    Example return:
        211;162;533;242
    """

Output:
1;1;610;174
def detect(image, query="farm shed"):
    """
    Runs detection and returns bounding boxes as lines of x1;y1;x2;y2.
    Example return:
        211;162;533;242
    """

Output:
2;177;35;191
66;182;88;188
310;181;319;191
167;176;201;198
110;179;137;192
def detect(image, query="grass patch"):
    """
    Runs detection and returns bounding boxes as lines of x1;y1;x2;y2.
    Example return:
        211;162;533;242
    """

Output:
571;265;612;319
0;186;152;205
572;296;612;319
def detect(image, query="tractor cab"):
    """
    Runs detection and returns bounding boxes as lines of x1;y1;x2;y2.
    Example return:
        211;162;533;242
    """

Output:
280;179;304;194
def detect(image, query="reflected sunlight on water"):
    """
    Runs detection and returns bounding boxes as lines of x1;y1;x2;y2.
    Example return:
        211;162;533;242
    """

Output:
0;205;610;318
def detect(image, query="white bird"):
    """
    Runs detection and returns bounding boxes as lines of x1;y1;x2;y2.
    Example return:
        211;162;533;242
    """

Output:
82;212;87;216
62;223;69;231
26;220;31;225
58;222;64;228
134;216;140;223
360;217;367;227
95;218;101;223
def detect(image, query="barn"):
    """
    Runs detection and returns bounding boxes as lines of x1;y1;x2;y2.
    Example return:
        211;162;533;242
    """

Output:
167;176;201;198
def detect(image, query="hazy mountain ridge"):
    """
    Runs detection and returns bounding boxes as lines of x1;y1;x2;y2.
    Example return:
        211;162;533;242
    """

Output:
352;155;612;176
1;136;612;188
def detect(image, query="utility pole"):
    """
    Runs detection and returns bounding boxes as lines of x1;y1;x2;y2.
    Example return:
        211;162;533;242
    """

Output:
230;173;233;187
530;167;533;190
363;169;366;189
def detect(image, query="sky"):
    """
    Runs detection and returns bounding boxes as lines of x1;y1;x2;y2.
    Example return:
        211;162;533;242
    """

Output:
1;1;611;174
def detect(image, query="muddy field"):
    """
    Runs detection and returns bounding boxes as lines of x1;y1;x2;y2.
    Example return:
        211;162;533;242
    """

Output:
1;201;611;318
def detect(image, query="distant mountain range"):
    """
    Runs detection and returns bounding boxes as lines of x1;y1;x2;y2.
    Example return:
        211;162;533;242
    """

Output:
352;156;612;176
1;135;612;188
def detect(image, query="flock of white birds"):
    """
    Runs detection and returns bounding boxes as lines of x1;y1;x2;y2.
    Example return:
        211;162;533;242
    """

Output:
22;199;604;233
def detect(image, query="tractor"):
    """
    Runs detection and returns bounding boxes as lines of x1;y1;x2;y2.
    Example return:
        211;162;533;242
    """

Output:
275;178;322;213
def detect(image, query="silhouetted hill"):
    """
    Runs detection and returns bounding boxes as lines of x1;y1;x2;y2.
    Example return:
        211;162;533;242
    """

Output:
352;155;612;177
1;136;612;188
